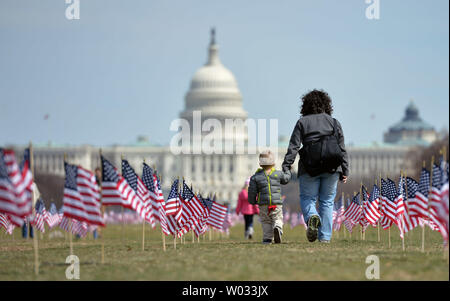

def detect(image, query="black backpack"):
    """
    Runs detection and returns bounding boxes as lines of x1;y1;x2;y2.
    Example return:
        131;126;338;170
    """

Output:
299;118;344;177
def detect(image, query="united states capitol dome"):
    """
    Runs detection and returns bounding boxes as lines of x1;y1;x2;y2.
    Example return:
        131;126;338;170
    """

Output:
181;29;248;122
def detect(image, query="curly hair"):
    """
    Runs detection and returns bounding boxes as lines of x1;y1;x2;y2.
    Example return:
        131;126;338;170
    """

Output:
300;89;333;116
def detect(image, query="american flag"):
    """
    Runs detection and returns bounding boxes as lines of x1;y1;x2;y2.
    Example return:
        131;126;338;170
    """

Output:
363;184;381;226
19;148;33;220
380;179;397;224
101;156;146;223
437;160;449;236
221;205;233;234
299;212;307;229
402;177;420;232
429;163;448;242
332;196;345;231
31;198;47;233
408;168;430;219
72;219;88;237
46;203;61;228
289;212;306;229
59;208;73;233
121;160;154;227
176;193;196;237
396;176;405;216
177;181;208;237
395;177;406;238
283;210;291;225
344;218;355;233
141;163;160;224
206;197;227;231
359;185;370;229
158;174;178;236
62;162;104;226
165;179;180;216
141;165;174;235
0;212;10;232
343;193;361;226
0;149;33;227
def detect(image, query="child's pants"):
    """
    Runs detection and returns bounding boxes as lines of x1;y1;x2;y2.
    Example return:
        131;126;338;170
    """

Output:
243;214;254;237
258;205;283;241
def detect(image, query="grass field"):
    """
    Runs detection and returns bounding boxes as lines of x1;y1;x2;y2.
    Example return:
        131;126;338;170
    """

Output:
0;222;448;281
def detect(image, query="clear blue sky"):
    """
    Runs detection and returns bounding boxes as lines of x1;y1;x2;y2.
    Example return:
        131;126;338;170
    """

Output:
0;0;448;147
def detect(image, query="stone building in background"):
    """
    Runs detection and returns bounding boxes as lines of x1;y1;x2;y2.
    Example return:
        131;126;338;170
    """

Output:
384;101;438;146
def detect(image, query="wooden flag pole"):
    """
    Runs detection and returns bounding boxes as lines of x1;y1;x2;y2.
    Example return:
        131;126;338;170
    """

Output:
386;173;391;249
121;206;125;243
158;170;166;251
99;149;105;263
442;147;448;262
30;142;39;276
420;161;426;253
69;219;73;255
388;227;391;248
174;177;180;250
141;158;146;252
64;153;74;256
379;173;383;243
375;178;380;242
101;207;105;264
401;170;405;252
423;156;435;253
120;154;125;244
142;216;145;251
360;183;364;241
342;192;346;239
196;190;201;244
403;170;412;252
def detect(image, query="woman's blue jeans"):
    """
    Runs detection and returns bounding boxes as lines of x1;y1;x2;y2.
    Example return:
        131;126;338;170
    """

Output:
299;172;339;241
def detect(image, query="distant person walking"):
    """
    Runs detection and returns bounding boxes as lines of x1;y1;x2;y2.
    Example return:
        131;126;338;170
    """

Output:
282;89;348;243
235;178;259;239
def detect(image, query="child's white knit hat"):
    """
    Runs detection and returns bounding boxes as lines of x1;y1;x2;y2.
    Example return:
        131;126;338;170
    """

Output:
259;150;275;166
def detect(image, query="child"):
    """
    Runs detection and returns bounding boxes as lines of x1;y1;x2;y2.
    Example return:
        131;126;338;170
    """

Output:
248;150;291;244
236;177;259;239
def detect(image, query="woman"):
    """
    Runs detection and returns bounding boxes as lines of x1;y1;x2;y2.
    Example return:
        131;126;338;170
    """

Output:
236;178;260;239
282;89;348;243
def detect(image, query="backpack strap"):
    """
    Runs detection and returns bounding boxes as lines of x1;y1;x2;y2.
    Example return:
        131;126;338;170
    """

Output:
331;118;338;136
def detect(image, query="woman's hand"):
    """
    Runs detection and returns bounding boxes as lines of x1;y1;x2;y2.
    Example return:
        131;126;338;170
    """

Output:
341;176;347;184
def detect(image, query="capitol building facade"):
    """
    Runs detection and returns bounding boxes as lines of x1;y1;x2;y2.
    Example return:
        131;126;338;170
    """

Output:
11;30;438;206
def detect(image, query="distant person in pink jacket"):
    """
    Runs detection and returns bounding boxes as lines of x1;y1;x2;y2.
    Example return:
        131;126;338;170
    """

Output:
236;178;260;239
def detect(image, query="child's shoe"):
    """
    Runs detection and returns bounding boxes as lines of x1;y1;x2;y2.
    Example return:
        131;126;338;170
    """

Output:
248;227;254;239
273;227;282;244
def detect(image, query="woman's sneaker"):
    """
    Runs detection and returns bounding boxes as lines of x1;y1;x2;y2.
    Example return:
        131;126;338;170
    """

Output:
273;228;282;244
306;215;321;242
